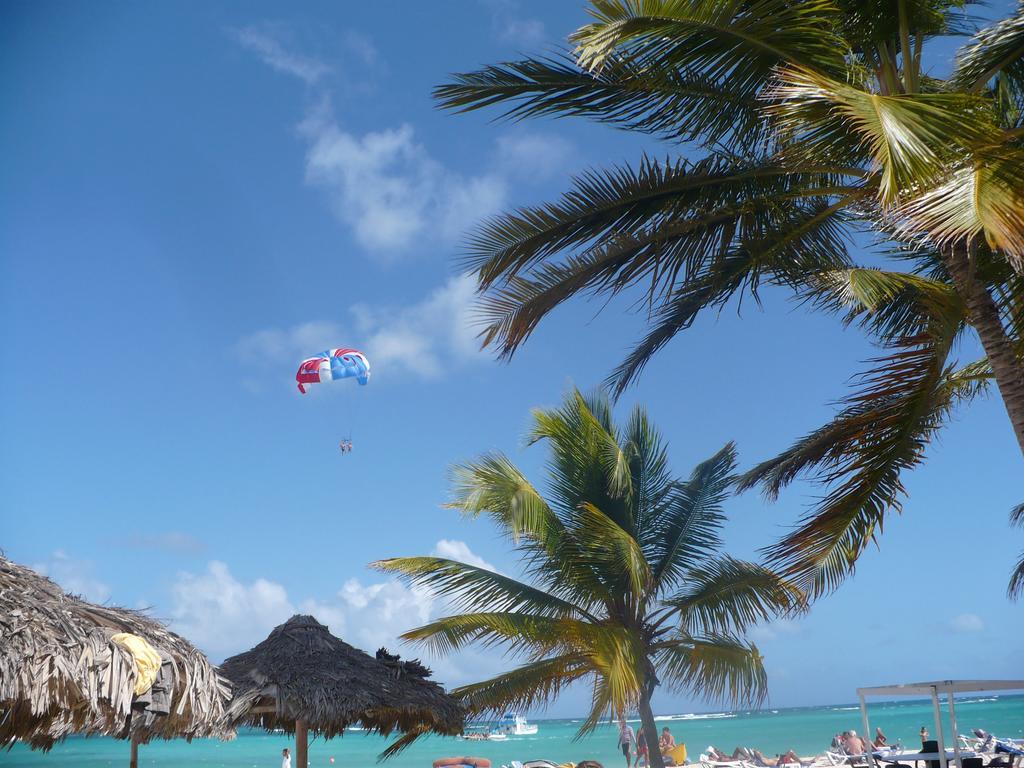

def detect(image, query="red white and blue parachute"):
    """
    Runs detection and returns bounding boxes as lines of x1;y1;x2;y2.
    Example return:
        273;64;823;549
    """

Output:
296;348;370;393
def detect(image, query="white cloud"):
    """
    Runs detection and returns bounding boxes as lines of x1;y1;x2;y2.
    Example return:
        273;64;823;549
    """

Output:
33;550;111;603
484;0;547;47
496;132;576;182
168;540;498;679
233;25;331;84
122;532;204;555
749;618;804;643
235;274;482;386
949;612;984;633
300;104;506;253
170;561;295;658
340;30;378;67
433;538;498;572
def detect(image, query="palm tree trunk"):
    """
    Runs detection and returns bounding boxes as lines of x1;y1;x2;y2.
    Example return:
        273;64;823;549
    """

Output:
639;689;665;768
944;243;1024;456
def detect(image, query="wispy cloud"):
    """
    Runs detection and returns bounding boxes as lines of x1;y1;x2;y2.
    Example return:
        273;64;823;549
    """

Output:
233;25;331;84
949;612;984;633
496;131;576;181
749;618;804;643
484;0;547;47
300;103;506;254
33;550;111;603
235;274;483;387
121;532;205;555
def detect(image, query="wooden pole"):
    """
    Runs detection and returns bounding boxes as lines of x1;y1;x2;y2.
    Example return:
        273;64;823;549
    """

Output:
129;734;139;768
296;719;308;768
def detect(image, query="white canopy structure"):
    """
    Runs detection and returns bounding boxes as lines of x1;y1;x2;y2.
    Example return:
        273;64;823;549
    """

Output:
856;680;1024;768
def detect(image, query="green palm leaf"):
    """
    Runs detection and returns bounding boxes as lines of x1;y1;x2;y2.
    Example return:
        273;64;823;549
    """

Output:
804;266;965;341
654;633;768;707
572;0;848;80
1009;502;1024;600
372;556;593;619
668;557;807;635
468;153;854;293
894;152;1024;272
399;611;620;658
649;444;735;592
768;66;999;203
952;3;1024;104
740;327;980;595
453;653;592;717
447;452;564;551
571;501;652;595
434;54;763;146
606;194;856;395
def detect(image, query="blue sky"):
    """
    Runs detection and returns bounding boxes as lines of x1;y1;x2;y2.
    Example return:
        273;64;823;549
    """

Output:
2;1;1022;717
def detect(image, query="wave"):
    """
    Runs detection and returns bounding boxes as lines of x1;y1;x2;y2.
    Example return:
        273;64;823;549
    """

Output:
655;713;736;721
960;697;998;704
833;707;859;711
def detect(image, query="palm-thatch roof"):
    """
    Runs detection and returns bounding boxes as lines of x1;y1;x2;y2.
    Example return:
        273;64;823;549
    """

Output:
0;555;232;750
221;614;464;739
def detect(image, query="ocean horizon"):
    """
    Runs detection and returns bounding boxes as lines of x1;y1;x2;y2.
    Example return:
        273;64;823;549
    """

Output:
4;694;1021;768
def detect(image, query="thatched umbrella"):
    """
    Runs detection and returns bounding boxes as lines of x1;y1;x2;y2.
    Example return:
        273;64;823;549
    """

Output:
221;614;464;767
0;556;232;766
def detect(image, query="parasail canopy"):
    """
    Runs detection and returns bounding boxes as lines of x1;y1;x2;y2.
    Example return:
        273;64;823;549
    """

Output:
296;348;370;393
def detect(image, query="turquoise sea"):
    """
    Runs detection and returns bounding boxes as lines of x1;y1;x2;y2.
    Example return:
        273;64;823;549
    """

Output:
3;695;1022;768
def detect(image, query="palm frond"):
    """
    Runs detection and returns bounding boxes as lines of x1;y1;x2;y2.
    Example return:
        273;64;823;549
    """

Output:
380;726;430;760
527;390;630;527
447;453;564;553
452;654;591;718
371;557;592;619
666;557;807;635
468;152;854;296
572;0;848;82
474;155;857;361
951;3;1024;103
894;152;1024;273
606;193;856;395
803;266;965;341
653;633;767;707
767;66;1000;203
434;54;764;146
741;326;971;595
1010;502;1024;600
570;502;652;596
398;612;615;658
649;444;735;593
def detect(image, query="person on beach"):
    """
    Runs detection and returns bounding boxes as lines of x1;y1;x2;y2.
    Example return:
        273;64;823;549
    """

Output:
282;747;291;768
618;718;636;768
660;728;676;753
708;746;753;762
636;726;650;767
843;731;869;756
873;729;888;749
776;749;805;766
920;727;929;746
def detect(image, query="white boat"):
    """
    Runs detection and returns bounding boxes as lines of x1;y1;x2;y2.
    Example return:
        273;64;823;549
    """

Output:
494;712;538;736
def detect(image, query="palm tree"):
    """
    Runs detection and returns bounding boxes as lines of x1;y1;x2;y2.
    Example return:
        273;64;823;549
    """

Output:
434;0;1024;594
375;391;804;768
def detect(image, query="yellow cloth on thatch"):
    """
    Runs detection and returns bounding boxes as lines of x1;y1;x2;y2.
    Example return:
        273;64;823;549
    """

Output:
110;632;162;695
